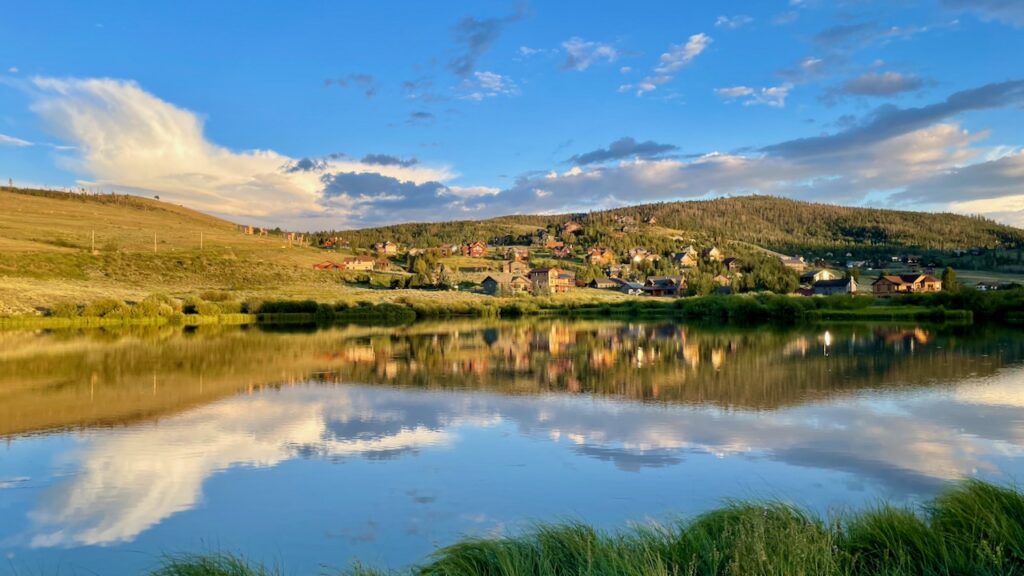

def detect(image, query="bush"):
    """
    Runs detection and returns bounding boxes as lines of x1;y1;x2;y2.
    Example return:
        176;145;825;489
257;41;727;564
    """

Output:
82;297;130;318
50;301;80;318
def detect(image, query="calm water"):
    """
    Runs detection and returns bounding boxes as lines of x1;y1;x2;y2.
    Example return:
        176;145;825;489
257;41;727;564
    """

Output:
1;320;1023;574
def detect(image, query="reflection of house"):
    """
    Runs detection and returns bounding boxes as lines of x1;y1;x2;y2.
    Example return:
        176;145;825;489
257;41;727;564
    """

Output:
813;277;858;296
644;276;685;297
800;269;840;284
528;268;575;293
501;260;530;274
872;274;942;296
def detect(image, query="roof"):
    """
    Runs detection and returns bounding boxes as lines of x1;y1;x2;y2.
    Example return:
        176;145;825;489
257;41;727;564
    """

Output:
873;274;940;285
813;278;853;288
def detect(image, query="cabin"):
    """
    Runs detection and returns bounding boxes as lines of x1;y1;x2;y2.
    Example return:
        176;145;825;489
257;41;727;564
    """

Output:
482;274;532;295
617;280;646;296
375;241;398;256
552;246;574;258
504;246;530;261
629;248;660;264
722;257;742;272
528;267;574;294
813;277;858;296
588;277;619;290
800;269;840;285
702;246;724;262
544;239;565;250
501;260;531;275
713;274;732;288
585;247;617;266
643;276;685;297
780;255;807;272
462;241;488;258
313;260;340;270
438;243;461;257
872;274;942;296
338;256;377;271
672;246;699;268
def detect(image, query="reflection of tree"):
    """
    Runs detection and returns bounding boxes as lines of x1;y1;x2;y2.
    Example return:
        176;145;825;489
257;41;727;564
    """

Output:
1;322;1021;437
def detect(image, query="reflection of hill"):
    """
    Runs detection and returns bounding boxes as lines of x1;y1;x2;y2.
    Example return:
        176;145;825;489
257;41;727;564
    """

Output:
1;321;1021;437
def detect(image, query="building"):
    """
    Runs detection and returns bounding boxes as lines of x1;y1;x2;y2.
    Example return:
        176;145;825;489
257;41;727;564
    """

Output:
813;277;858;296
616;279;646;296
313;260;340;270
588;277;619;289
559;221;583;236
629;248;660;264
672;247;699;268
552;246;574;258
713;274;732;287
501;260;530;275
375;241;398;256
338;256;377;271
872;274;943;296
462;241;488;258
780;255;807;272
643;276;685;297
528;267;575;294
482;274;532;295
722;257;742;272
702;246;724;262
438;243;461;257
800;269;840;285
544;238;565;250
585;247;617;266
504;246;530;261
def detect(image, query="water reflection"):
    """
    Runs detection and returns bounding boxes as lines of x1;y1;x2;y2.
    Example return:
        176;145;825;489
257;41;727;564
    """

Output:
1;321;1023;573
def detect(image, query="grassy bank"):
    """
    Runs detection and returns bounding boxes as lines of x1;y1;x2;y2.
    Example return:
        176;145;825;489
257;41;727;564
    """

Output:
153;479;1024;576
1;289;1018;330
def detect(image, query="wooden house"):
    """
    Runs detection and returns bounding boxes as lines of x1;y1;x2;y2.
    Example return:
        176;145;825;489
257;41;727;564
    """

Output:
872;274;942;296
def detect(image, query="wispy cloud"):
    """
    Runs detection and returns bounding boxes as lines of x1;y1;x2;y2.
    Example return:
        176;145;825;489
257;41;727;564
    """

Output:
324;73;378;98
820;71;929;104
459;71;519;101
448;7;526;77
561;37;618;71
0;133;32;147
715;15;753;29
716;84;793;107
942;0;1024;27
620;33;711;96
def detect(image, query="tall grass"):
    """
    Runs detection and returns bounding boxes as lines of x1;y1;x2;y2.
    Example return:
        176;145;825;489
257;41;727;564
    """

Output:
155;480;1024;576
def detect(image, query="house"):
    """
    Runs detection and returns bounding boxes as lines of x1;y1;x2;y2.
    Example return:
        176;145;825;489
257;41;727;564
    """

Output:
552;245;574;258
713;274;732;287
313;260;340;270
722;257;742;272
672;248;699;268
589;277;619;290
800;269;841;285
544;239;565;250
780;255;807;272
559;221;583;236
585;247;617;266
502;260;531;275
338;256;377;271
629;248;660;265
528;267;575;294
407;248;426;257
504;246;530;261
616;279;646;296
462;241;488;258
702;246;724;262
482;274;532;295
872;274;943;296
813;277;858;296
375;241;398;256
643;276;685;297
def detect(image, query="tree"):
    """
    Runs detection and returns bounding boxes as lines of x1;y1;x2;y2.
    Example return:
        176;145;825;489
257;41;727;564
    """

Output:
941;267;959;292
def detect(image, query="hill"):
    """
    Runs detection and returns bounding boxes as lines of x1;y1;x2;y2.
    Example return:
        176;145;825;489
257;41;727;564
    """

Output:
327;196;1024;256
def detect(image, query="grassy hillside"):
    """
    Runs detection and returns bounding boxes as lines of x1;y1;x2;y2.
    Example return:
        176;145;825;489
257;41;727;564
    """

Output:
333;196;1024;255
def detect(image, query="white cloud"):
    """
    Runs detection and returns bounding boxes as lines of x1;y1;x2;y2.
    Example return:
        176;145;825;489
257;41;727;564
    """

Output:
715;84;793;107
460;71;519;101
7;67;18;74
0;133;32;147
715;15;753;29
26;77;455;228
561;37;618;71
622;33;711;96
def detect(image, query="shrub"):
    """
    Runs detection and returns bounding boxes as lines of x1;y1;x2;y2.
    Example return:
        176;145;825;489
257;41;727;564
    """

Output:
50;301;80;318
82;297;130;318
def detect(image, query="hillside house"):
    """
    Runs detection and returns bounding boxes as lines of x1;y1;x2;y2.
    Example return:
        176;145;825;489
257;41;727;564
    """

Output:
504;246;530;261
589;277;619;289
629;248;661;264
780;255;807;272
713;274;732;287
544;239;565;250
462;241;488;258
872;274;942;296
559;221;583;236
703;246;724;262
482;274;532;295
375;241;398;256
438;243;461;257
672;248;699;268
585;247;617;266
722;257;742;272
313;260;340;270
552;245;574;258
813;277;858;296
502;260;530;275
338;256;377;271
528;267;575;294
617;279;646;296
800;269;840;285
644;276;685;297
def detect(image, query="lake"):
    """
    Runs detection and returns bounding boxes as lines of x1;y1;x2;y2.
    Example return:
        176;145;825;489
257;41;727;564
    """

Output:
1;320;1023;574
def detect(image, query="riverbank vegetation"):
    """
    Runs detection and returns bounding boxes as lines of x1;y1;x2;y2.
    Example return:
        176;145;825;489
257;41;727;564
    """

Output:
152;479;1024;575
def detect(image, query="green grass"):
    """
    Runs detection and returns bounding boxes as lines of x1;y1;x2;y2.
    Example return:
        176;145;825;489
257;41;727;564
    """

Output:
154;480;1024;576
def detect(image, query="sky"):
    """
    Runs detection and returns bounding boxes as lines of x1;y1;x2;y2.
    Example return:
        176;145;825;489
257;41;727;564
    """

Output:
2;0;1024;231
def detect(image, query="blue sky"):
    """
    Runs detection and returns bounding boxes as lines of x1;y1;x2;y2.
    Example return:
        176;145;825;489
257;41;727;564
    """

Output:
2;0;1024;230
